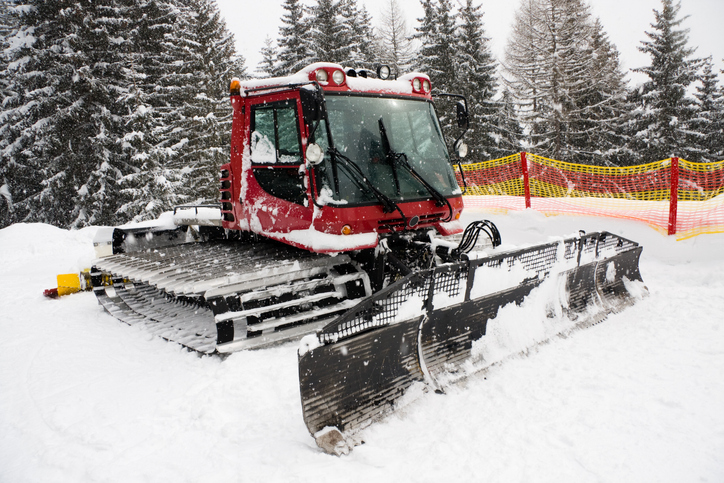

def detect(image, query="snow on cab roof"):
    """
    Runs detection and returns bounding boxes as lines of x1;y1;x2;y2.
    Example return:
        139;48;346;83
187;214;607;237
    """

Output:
235;62;431;98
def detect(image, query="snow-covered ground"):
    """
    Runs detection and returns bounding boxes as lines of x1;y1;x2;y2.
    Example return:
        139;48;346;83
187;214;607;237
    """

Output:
1;210;723;482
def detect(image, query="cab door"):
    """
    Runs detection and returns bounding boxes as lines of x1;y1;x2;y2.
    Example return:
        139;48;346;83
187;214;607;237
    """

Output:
246;93;313;233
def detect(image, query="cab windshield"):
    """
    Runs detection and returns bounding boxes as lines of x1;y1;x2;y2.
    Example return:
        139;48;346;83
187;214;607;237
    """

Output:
312;95;460;204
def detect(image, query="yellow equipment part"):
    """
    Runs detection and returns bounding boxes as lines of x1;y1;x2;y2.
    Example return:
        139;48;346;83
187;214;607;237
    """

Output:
56;269;91;297
56;273;82;296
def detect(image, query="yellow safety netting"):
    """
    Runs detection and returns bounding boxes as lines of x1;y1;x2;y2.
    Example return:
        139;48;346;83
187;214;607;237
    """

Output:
456;153;724;239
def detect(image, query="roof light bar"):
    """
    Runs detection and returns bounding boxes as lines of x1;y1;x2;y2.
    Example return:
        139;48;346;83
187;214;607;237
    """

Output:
410;76;431;94
313;67;346;86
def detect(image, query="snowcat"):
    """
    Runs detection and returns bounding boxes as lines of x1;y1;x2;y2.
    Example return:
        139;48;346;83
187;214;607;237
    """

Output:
88;62;646;454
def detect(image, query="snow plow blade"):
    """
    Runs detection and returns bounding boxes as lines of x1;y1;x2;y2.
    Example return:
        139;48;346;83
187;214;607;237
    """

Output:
298;231;646;455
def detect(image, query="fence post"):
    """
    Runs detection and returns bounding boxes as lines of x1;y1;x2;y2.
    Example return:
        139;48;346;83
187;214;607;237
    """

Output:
521;151;532;209
668;157;679;236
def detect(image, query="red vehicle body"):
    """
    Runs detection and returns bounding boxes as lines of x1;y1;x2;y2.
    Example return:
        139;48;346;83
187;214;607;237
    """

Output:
218;62;465;253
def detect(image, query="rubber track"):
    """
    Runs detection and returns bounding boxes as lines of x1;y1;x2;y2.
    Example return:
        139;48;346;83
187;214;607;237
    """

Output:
92;240;369;353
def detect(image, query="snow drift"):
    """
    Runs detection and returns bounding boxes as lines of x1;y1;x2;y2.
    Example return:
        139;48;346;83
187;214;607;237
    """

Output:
1;210;723;482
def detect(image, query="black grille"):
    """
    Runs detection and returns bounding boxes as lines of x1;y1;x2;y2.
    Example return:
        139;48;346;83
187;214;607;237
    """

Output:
316;231;641;346
319;275;430;344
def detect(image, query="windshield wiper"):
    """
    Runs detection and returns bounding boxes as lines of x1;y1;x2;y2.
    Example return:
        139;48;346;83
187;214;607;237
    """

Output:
378;119;401;194
377;119;454;223
328;147;409;226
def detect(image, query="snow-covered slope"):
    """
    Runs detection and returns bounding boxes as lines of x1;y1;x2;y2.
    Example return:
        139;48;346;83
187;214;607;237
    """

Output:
1;211;722;482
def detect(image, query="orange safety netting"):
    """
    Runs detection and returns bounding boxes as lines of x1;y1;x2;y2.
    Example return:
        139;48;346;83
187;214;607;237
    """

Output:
456;153;724;240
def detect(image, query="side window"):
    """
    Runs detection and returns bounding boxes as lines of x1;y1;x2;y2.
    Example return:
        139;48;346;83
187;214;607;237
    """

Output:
251;109;276;163
276;108;302;162
250;99;306;205
251;100;302;164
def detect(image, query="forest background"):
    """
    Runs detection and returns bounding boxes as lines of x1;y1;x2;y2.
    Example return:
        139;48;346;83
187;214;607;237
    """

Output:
1;0;722;229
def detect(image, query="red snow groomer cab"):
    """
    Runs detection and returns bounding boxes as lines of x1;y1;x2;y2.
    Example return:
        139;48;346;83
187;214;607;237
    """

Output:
90;61;485;355
220;62;468;252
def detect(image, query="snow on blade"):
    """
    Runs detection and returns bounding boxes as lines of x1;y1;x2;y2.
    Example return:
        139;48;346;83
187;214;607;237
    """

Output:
469;276;577;369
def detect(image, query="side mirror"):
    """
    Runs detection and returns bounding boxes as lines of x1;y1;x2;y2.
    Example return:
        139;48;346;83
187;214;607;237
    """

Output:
300;88;326;123
306;143;324;165
456;101;469;129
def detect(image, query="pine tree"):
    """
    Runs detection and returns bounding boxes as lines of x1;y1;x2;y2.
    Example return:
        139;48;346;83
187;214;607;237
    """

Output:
504;0;630;164
414;0;457;92
0;0;243;228
357;5;379;68
493;88;524;155
162;0;243;206
340;0;376;69
256;36;277;78
718;67;724;160
413;0;439;78
689;56;724;162
276;0;311;74
308;0;347;64
1;0;133;228
115;0;188;222
377;0;414;76
0;0;12;229
0;1;18;192
0;0;15;38
631;0;701;162
454;0;504;159
575;18;632;165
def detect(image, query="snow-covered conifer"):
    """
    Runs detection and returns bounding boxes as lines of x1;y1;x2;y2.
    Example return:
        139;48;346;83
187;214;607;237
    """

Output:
504;0;630;164
413;0;439;81
0;0;18;130
493;88;524;155
0;0;16;39
453;0;505;160
308;0;348;64
688;56;724;162
115;0;188;222
0;0;132;228
339;0;376;69
0;0;13;229
631;0;701;162
276;0;311;75
414;0;457;93
256;36;278;78
576;18;633;165
161;0;242;206
376;0;414;76
0;0;243;227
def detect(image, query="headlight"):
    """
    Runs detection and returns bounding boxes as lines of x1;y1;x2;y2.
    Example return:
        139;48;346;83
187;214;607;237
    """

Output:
377;65;391;80
422;80;430;92
306;143;324;165
413;78;421;91
316;69;328;83
332;69;345;85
